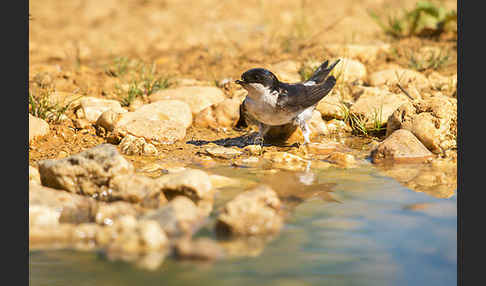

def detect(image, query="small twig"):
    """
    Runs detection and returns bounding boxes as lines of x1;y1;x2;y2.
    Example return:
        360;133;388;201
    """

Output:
396;83;414;100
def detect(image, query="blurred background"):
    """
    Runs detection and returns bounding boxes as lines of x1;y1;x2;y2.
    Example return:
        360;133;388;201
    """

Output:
29;0;457;81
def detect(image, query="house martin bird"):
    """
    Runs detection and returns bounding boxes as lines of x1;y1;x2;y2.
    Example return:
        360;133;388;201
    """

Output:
235;59;340;145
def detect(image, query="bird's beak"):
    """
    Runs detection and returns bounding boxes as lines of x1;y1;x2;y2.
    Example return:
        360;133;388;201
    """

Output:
235;79;246;85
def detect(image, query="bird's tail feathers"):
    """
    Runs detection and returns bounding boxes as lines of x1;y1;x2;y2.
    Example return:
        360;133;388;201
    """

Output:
305;75;337;105
306;59;341;84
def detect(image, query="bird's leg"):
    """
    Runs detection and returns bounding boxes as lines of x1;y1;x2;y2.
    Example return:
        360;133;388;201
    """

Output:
300;121;311;145
254;123;270;147
298;121;311;156
305;160;311;172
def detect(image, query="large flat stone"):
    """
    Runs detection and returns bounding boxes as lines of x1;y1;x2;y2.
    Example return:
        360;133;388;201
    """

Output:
38;144;134;197
149;86;225;116
114;100;192;144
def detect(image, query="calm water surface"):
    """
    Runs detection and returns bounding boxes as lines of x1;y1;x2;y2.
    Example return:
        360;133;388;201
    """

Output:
29;164;457;286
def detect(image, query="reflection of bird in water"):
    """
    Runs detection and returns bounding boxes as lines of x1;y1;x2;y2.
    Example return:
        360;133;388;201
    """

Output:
297;161;315;185
297;170;315;186
261;169;340;211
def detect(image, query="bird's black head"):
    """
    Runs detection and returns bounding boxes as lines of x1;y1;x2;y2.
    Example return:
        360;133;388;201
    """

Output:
235;68;279;89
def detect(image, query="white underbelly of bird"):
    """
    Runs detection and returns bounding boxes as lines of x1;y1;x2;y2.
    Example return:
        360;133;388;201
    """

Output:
244;97;298;126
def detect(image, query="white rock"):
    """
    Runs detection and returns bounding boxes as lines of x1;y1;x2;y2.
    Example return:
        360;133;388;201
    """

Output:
29;114;50;142
316;90;345;119
149;86;225;116
119;135;158;156
119;100;192;129
270;60;302;83
115;100;192;144
78;97;126;123
333;58;367;83
368;68;429;90
29;166;41;184
96;109;122;132
428;72;457;92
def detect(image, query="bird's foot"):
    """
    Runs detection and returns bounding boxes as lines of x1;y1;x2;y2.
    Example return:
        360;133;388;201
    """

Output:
298;141;310;157
253;135;264;145
253;135;265;156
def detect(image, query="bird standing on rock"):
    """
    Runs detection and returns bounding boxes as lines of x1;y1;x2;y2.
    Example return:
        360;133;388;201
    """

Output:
235;59;340;145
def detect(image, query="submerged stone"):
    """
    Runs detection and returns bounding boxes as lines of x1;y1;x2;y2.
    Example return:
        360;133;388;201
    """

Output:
215;185;283;236
155;169;214;202
325;152;358;168
142;196;207;238
108;173;167;204
218;236;275;258
377;158;456;198
263;151;309;172
306;141;342;155
94;201;141;226
174;237;226;261
98;215;169;254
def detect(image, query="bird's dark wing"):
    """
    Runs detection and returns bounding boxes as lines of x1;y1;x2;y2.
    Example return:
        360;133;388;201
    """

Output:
276;75;337;112
305;59;340;84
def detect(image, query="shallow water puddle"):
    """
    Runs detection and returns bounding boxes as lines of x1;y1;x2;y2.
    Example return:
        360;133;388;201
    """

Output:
29;163;456;286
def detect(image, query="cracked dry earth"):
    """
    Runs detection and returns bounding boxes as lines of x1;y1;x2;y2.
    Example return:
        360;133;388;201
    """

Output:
29;0;457;285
